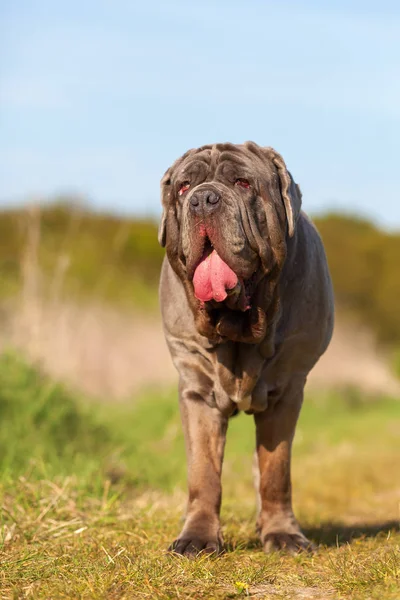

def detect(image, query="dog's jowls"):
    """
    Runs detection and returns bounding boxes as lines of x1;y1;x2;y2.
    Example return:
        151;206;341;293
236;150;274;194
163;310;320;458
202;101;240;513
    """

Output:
158;142;334;556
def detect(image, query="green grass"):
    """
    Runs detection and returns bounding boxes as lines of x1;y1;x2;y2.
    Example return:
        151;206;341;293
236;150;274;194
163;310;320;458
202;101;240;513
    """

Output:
0;354;399;599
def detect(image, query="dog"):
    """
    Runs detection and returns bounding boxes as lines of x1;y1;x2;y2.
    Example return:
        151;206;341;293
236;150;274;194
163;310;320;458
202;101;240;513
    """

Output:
158;142;334;555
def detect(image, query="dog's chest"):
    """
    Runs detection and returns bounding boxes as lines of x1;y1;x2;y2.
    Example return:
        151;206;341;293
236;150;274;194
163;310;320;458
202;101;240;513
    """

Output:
208;342;276;414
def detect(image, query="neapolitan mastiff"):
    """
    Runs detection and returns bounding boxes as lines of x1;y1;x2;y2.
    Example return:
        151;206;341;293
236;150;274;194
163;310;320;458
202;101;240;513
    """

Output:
158;142;334;555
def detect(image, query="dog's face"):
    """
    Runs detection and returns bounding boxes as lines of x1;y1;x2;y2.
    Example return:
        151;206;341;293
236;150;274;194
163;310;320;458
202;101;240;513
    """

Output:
159;142;302;343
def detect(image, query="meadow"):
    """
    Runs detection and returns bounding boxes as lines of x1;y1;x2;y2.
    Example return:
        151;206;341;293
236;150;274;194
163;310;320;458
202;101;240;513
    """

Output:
0;354;399;599
0;202;399;598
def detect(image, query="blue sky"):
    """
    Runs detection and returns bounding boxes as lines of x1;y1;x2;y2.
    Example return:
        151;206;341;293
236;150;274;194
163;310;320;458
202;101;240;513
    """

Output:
1;0;399;228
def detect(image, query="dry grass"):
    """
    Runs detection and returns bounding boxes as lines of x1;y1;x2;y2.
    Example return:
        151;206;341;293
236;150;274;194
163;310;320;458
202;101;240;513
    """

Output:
310;321;400;396
0;358;399;599
4;301;172;398
1;460;399;599
0;204;173;398
4;300;399;400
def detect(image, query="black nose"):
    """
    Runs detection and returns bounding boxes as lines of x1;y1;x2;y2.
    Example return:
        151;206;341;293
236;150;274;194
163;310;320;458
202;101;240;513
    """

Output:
189;189;221;213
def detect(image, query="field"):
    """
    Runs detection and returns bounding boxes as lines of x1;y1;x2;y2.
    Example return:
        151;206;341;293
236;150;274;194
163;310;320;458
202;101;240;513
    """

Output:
0;354;399;599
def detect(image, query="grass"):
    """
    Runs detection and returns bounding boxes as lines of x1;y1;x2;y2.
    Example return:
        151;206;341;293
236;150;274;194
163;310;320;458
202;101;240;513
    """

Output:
0;354;399;599
0;203;163;309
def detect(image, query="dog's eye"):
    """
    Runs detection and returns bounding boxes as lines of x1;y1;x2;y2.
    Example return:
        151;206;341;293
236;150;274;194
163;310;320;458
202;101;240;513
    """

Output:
235;178;250;189
178;182;190;196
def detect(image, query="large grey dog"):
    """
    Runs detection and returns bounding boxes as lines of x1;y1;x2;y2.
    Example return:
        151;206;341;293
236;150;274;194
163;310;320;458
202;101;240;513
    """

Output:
158;141;334;556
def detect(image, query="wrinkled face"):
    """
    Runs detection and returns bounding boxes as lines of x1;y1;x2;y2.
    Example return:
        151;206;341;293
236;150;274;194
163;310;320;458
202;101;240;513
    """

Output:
159;142;301;342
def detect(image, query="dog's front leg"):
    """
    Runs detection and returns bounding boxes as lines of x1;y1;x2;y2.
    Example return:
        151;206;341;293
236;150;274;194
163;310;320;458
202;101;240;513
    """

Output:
169;381;228;557
254;382;314;554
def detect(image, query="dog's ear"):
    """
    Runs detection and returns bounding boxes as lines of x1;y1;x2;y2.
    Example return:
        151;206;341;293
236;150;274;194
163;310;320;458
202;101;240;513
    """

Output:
158;168;171;247
267;149;302;238
245;142;302;238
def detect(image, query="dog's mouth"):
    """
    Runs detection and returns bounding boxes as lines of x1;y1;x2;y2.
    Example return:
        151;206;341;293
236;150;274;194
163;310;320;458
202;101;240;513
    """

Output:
191;237;256;312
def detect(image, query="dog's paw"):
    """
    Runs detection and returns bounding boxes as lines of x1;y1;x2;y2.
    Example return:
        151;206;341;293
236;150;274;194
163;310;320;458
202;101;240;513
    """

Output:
262;531;315;554
168;536;223;557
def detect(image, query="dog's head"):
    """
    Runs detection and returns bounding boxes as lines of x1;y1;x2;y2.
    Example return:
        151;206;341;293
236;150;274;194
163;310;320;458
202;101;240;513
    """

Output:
159;142;302;344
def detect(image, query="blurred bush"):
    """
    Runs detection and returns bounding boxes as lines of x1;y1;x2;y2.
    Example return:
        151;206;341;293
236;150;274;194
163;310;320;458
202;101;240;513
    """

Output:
0;201;164;309
314;214;400;344
0;201;399;346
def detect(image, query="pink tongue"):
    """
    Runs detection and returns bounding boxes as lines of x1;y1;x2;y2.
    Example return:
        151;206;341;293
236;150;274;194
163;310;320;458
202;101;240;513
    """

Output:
193;250;238;302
